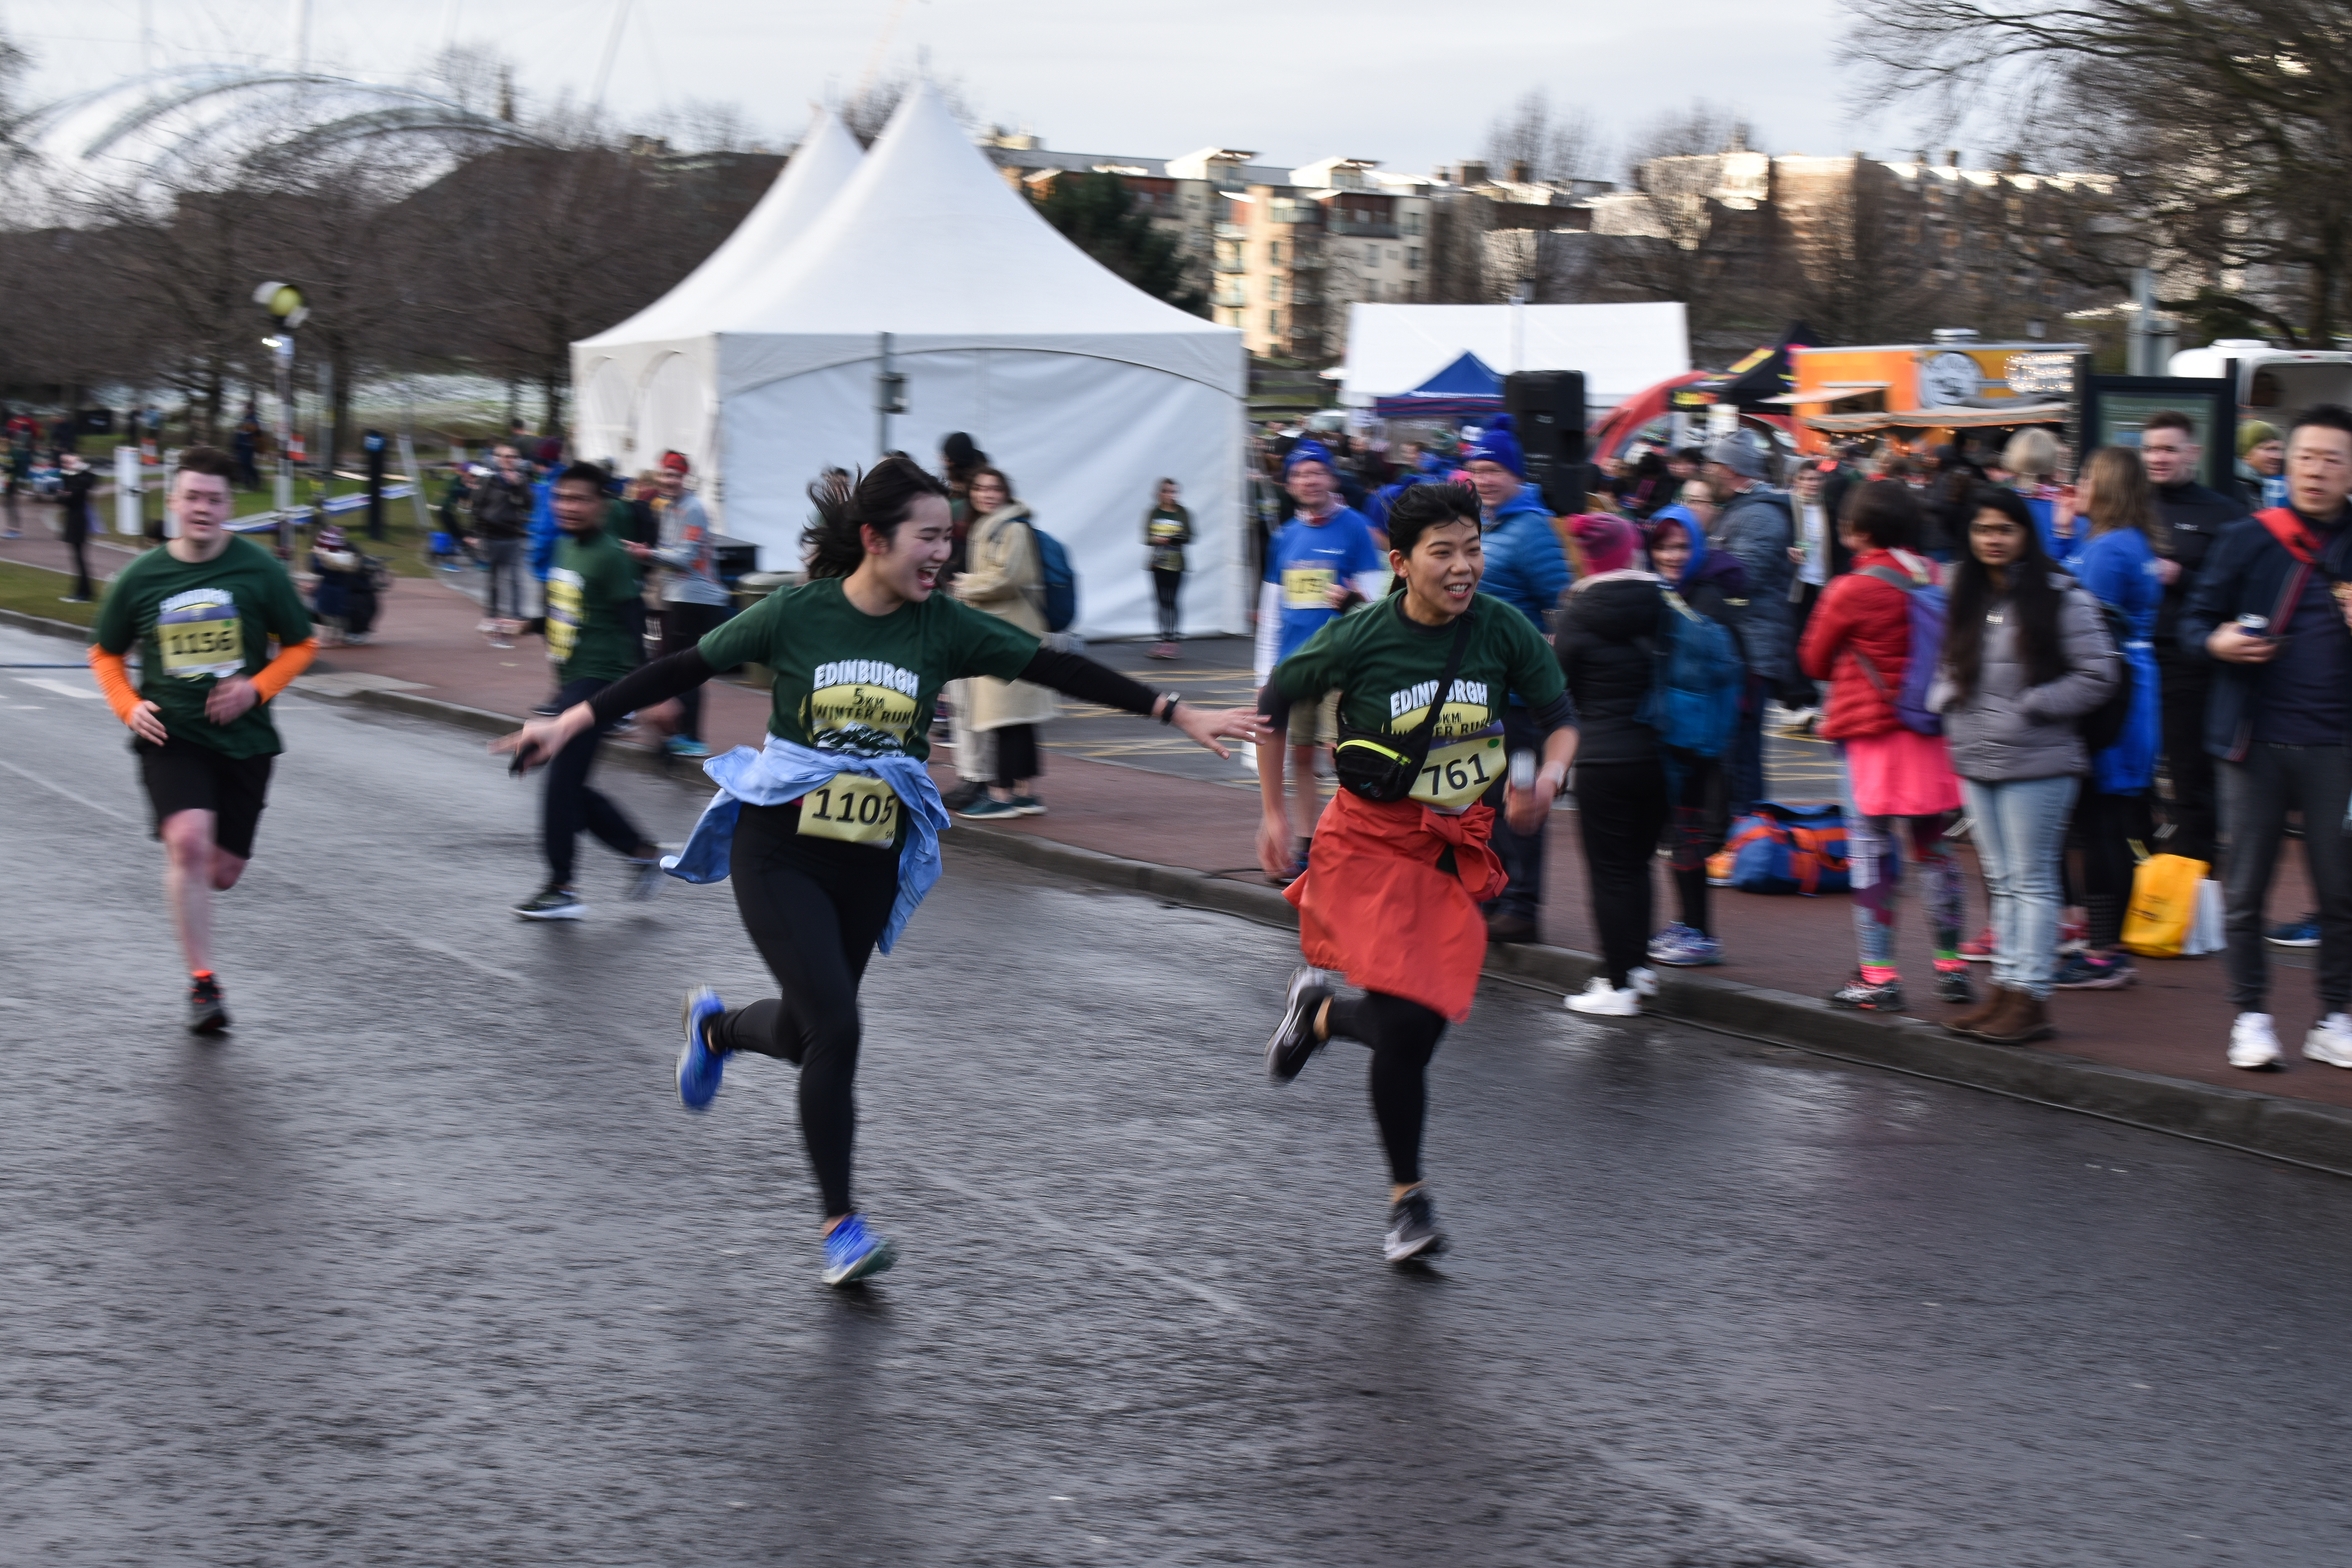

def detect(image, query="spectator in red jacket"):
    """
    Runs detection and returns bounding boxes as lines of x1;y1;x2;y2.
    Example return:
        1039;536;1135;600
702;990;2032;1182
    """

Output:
1798;480;1971;1014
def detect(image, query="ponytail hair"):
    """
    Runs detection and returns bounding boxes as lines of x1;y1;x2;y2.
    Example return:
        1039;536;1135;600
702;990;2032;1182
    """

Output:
802;454;951;580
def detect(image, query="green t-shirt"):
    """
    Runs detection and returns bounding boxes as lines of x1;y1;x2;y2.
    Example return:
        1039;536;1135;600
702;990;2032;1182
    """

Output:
699;576;1041;761
547;527;640;683
94;535;313;759
1272;592;1565;811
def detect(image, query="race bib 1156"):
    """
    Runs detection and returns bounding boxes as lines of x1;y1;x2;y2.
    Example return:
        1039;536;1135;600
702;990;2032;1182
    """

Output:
156;589;245;681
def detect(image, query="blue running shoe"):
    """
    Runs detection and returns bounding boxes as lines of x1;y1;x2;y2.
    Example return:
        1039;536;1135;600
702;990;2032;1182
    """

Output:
822;1212;898;1286
677;987;727;1112
1646;923;1723;967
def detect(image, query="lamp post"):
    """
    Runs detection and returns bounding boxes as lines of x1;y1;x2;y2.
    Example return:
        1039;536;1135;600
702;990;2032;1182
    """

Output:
254;281;309;558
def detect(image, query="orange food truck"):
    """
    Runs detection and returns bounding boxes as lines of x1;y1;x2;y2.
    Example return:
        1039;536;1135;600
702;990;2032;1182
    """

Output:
1783;329;2084;456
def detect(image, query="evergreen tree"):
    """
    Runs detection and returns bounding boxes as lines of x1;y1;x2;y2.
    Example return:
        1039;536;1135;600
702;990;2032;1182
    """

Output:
1033;173;1207;316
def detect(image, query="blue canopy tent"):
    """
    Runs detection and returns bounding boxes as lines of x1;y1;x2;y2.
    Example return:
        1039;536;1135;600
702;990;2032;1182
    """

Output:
1371;350;1503;418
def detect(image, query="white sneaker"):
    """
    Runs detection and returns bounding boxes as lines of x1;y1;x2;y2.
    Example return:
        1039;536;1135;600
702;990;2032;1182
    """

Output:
1629;965;1660;999
2227;1012;2283;1070
2303;1012;2352;1069
1566;976;1641;1016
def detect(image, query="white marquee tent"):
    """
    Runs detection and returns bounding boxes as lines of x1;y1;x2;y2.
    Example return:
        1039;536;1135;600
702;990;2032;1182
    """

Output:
572;85;1250;637
574;107;865;483
1338;302;1691;414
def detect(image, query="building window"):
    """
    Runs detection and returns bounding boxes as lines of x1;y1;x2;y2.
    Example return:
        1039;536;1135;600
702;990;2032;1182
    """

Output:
1269;240;1282;264
1406;248;1422;270
1367;280;1380;302
1403;212;1423;236
1389;248;1399;261
1269;310;1282;337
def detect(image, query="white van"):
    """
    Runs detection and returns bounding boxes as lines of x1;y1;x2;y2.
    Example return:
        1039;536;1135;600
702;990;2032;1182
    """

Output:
2169;339;2352;415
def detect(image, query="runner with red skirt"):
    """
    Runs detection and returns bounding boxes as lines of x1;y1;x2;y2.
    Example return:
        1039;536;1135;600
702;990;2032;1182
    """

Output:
1254;483;1577;1262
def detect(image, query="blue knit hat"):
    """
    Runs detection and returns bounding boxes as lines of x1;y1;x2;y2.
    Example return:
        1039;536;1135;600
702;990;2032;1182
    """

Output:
1283;439;1336;478
1462;415;1524;477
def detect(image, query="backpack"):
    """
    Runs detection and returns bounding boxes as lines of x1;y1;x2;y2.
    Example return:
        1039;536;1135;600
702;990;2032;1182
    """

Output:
1639;588;1744;757
2078;598;2137;753
1027;521;1078;633
1851;561;1947;735
1722;802;1851;895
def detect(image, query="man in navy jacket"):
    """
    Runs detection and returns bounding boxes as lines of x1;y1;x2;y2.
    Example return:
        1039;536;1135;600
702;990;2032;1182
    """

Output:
2180;404;2352;1072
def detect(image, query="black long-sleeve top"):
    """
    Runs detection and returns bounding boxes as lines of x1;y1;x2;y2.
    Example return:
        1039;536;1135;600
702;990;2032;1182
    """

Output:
586;644;1164;731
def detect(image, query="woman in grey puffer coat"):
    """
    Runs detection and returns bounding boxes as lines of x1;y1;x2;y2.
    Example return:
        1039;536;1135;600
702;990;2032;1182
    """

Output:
1929;488;2118;1044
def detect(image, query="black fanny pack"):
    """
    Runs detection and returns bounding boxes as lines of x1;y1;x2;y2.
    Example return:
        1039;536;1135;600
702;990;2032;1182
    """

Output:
1330;608;1475;803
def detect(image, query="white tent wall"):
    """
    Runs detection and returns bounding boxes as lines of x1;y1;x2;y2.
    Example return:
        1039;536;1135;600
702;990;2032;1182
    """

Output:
572;336;719;489
717;342;1246;639
1339;302;1691;411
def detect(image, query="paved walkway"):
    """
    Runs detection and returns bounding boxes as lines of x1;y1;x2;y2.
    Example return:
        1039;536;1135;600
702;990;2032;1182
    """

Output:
16;547;2337;1114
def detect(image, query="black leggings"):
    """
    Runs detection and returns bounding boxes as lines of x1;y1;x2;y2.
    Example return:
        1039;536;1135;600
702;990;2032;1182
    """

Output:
1575;758;1672;986
658;600;728;741
712;801;900;1218
990;723;1040;788
1152;568;1183;641
2069;789;2152;951
1322;991;1446;1185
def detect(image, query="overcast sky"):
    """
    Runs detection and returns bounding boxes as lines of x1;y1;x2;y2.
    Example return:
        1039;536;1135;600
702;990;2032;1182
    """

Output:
4;0;1936;177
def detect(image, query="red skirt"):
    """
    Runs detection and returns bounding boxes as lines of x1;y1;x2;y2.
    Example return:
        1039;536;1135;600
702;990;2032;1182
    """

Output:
1285;789;1506;1023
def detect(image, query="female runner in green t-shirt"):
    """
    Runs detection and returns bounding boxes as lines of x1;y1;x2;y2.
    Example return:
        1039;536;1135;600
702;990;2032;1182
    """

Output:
1254;482;1578;1263
498;456;1261;1285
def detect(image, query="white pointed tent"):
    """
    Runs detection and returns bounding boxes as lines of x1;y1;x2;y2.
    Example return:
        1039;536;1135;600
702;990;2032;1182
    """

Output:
570;84;1249;638
573;108;865;475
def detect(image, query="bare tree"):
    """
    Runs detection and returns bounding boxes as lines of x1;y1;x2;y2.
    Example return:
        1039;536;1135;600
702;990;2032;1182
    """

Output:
836;71;977;148
1625;101;1757;173
1842;0;2352;343
1484;89;1608;185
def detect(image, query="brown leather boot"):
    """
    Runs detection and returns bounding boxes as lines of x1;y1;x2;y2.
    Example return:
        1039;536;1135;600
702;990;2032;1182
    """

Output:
1945;985;2010;1036
1977;989;2055;1045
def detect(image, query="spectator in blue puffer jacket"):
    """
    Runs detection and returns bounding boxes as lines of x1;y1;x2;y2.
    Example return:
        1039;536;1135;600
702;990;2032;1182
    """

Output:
1463;413;1572;943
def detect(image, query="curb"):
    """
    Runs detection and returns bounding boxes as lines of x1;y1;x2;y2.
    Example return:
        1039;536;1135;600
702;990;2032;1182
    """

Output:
0;606;95;642
60;665;2352;1179
944;822;2352;1179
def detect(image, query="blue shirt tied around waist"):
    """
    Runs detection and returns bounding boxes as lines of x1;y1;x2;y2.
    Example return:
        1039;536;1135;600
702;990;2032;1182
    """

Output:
662;737;951;954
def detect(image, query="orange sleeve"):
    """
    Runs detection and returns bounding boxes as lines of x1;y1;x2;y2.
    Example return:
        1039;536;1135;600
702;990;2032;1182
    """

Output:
89;645;143;725
249;638;318;704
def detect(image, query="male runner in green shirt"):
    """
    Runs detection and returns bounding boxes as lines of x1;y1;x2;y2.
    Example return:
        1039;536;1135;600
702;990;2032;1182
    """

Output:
512;461;663;919
89;445;317;1032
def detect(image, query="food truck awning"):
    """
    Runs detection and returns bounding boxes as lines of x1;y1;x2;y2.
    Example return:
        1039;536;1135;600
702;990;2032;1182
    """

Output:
1760;381;1888;406
1804;401;2070;434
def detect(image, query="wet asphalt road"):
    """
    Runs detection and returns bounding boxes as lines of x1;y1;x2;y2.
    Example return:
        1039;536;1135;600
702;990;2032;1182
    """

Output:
5;627;2352;1567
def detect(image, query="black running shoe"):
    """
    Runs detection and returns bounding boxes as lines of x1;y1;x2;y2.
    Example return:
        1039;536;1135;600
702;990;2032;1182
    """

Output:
187;973;230;1035
1265;967;1332;1082
1934;967;1976;1006
1384;1187;1447;1263
1828;971;1905;1012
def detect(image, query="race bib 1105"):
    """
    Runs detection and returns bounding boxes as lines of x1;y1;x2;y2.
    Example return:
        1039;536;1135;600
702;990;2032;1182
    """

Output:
797;772;899;845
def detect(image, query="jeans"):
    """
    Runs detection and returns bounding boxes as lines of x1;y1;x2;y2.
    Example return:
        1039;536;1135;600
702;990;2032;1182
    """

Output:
1573;758;1671;987
1728;672;1769;817
541;675;649;886
2218;744;2352;1014
1961;774;2079;999
482;536;527;622
1481;704;1548;920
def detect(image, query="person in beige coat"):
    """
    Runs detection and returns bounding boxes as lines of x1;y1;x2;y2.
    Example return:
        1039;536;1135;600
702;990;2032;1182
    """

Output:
953;466;1057;817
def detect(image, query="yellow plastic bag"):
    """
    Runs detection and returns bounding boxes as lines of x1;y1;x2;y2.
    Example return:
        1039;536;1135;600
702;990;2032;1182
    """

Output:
2121;853;2213;957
